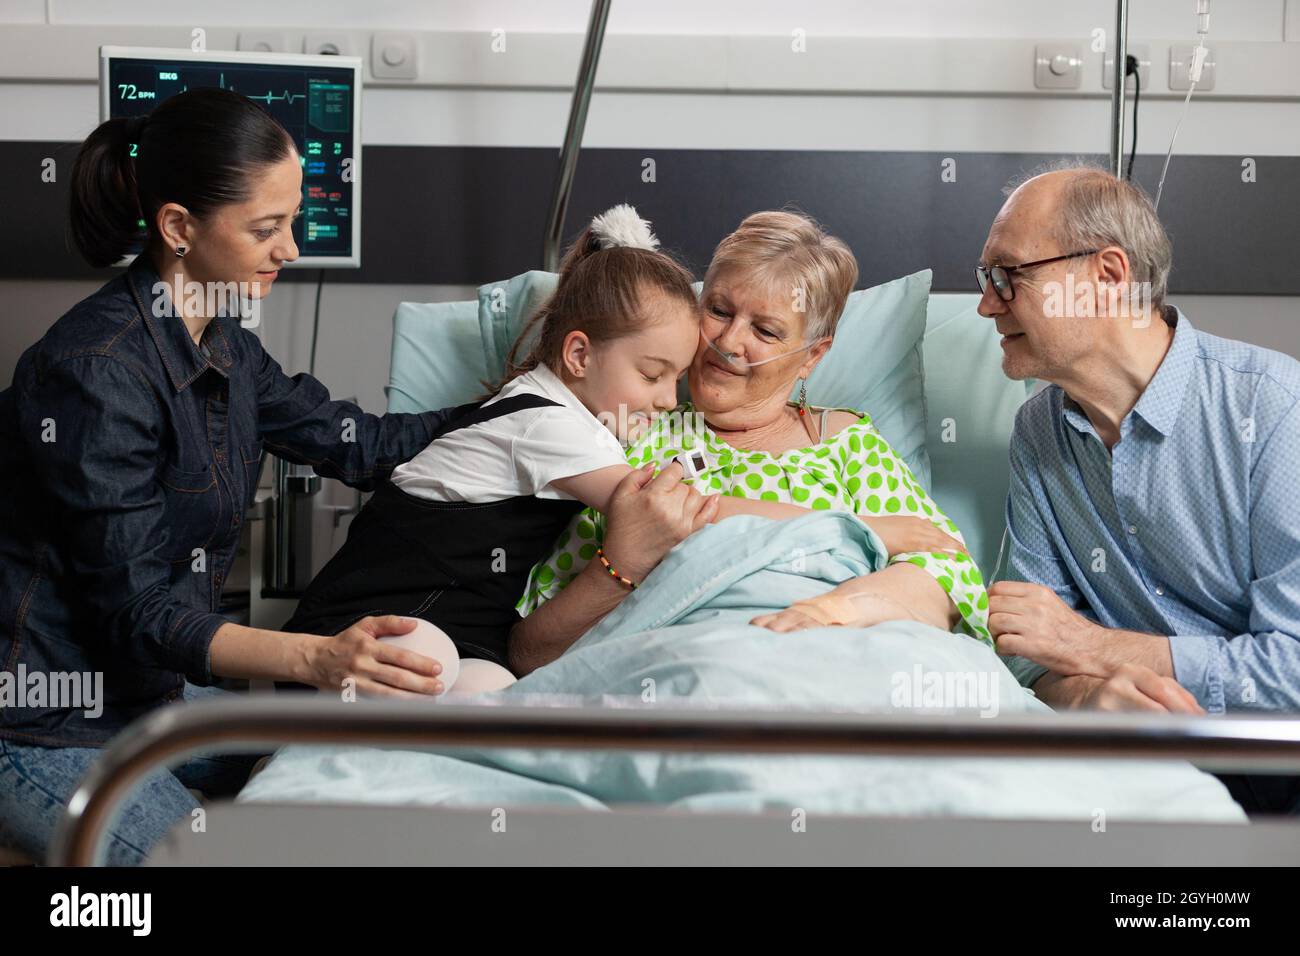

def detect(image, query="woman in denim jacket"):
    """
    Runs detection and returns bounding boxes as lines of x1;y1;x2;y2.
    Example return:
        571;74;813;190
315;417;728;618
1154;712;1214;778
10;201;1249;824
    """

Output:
0;89;448;864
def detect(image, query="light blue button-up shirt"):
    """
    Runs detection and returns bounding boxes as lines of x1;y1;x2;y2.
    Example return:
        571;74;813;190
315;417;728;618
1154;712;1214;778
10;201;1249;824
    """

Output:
1003;310;1300;713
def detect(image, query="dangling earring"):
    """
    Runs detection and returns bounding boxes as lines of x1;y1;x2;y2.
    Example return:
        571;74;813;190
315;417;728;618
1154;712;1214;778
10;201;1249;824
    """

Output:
175;246;187;258
797;379;808;417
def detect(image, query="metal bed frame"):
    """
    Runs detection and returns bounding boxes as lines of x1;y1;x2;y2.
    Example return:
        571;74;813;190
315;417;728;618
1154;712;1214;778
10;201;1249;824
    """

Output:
50;696;1300;866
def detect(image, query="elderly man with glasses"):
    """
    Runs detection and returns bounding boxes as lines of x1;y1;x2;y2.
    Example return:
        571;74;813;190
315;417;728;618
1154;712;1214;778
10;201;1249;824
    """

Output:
976;162;1300;815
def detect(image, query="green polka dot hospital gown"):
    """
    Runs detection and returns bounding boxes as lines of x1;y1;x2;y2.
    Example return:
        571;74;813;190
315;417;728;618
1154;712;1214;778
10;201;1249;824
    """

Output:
518;404;993;647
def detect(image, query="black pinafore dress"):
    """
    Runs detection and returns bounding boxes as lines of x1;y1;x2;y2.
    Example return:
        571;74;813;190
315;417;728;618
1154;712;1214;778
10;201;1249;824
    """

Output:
281;394;587;667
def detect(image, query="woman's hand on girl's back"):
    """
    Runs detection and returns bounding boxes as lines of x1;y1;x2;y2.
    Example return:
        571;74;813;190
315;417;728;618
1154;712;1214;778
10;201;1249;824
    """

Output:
602;463;720;582
307;615;445;698
861;516;968;559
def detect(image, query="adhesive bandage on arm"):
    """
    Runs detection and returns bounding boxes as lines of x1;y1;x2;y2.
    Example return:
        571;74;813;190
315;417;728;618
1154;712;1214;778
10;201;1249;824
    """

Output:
786;592;863;626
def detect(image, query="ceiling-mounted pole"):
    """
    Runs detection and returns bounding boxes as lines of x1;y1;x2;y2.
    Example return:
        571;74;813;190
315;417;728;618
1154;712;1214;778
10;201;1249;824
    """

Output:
1109;0;1130;178
542;0;613;271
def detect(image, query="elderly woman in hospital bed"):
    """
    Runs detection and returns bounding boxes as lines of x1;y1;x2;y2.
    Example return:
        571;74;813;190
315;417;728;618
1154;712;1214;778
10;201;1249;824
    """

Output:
239;211;1244;827
510;210;990;673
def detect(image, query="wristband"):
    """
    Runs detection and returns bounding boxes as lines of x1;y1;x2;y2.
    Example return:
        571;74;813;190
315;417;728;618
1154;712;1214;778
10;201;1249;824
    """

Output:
596;547;638;590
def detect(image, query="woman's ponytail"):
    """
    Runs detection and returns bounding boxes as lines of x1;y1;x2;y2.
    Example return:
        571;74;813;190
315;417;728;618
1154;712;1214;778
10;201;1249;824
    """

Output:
68;115;148;268
66;89;295;269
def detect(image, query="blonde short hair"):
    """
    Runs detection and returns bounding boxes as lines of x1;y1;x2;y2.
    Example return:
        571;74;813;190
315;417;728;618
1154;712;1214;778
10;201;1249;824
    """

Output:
704;210;858;341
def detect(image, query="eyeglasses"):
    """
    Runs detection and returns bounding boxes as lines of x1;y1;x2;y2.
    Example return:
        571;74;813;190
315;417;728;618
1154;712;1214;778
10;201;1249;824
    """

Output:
974;249;1101;302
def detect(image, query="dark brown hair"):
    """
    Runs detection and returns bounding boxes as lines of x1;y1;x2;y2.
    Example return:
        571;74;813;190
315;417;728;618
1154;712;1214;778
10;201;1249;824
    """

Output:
68;88;296;267
494;225;699;392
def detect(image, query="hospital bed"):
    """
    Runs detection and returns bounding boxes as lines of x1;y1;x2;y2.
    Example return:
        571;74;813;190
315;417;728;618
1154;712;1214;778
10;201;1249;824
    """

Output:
48;286;1300;866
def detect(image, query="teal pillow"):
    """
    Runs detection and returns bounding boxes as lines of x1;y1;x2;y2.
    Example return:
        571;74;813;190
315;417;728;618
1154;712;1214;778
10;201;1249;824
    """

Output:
922;295;1036;577
800;269;932;488
477;270;558;379
473;269;933;486
385;299;487;414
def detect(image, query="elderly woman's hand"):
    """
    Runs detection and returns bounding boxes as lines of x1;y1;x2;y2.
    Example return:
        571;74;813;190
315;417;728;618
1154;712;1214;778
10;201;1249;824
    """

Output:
751;592;913;632
601;462;721;583
861;516;968;558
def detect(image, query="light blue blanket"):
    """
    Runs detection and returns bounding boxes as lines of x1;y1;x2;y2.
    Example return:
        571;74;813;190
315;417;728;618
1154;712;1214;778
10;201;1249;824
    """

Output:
240;513;1244;822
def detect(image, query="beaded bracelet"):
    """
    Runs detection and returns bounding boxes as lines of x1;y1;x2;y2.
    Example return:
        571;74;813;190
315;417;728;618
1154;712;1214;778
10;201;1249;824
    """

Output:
596;547;638;590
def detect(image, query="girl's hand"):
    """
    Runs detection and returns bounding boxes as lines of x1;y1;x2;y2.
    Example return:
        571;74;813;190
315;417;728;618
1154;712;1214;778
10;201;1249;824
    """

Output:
306;615;445;698
861;515;967;558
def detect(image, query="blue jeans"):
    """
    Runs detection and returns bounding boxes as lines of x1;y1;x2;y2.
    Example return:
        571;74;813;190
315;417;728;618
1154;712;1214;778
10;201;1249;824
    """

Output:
0;683;264;866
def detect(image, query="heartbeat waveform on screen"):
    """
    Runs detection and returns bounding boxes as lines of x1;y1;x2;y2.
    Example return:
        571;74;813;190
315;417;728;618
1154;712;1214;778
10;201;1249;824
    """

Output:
244;89;307;105
211;73;306;105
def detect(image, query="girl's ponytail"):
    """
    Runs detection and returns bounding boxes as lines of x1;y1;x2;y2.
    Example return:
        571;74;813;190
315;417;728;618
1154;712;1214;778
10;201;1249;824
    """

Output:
500;205;687;386
503;221;606;378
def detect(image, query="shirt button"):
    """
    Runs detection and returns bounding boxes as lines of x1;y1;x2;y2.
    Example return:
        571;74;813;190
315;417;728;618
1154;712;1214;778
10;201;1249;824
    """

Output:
1127;525;1137;535
1155;586;1165;596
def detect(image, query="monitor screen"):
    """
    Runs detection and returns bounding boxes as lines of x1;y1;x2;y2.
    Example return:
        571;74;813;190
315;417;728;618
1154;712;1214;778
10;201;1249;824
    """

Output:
100;46;362;268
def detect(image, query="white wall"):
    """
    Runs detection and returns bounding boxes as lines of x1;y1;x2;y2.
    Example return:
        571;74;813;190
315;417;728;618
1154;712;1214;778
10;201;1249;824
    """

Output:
3;0;1298;407
0;0;1291;39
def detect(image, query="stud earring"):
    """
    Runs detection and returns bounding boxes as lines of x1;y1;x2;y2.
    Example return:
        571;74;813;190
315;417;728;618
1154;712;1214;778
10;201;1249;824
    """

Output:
175;246;187;258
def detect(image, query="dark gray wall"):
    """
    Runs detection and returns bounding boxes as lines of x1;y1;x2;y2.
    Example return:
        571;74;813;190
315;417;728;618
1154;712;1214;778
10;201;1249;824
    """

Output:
2;142;1295;294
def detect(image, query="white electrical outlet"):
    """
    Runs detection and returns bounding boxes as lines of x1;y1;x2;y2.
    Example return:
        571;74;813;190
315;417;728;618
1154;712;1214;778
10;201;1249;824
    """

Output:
1102;44;1151;91
304;33;354;57
238;31;288;54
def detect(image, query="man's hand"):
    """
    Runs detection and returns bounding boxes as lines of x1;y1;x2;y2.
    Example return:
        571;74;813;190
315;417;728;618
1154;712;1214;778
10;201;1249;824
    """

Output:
990;581;1176;680
1077;664;1205;714
988;581;1108;677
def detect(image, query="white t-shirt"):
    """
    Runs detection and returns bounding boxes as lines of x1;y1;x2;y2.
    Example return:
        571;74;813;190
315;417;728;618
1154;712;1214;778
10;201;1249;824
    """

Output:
389;363;628;503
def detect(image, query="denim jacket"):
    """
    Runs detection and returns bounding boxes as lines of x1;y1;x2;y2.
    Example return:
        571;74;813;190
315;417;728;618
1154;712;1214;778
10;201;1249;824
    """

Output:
0;258;452;746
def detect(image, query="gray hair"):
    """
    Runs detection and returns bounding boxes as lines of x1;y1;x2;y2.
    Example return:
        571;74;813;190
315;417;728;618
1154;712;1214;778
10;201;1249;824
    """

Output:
1006;159;1173;307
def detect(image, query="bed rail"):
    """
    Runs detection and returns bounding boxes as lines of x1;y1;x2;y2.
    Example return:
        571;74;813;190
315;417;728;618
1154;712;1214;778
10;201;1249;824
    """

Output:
50;695;1300;866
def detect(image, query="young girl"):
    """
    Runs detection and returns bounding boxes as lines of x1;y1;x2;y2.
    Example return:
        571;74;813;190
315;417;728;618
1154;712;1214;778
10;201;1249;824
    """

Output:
281;205;709;692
